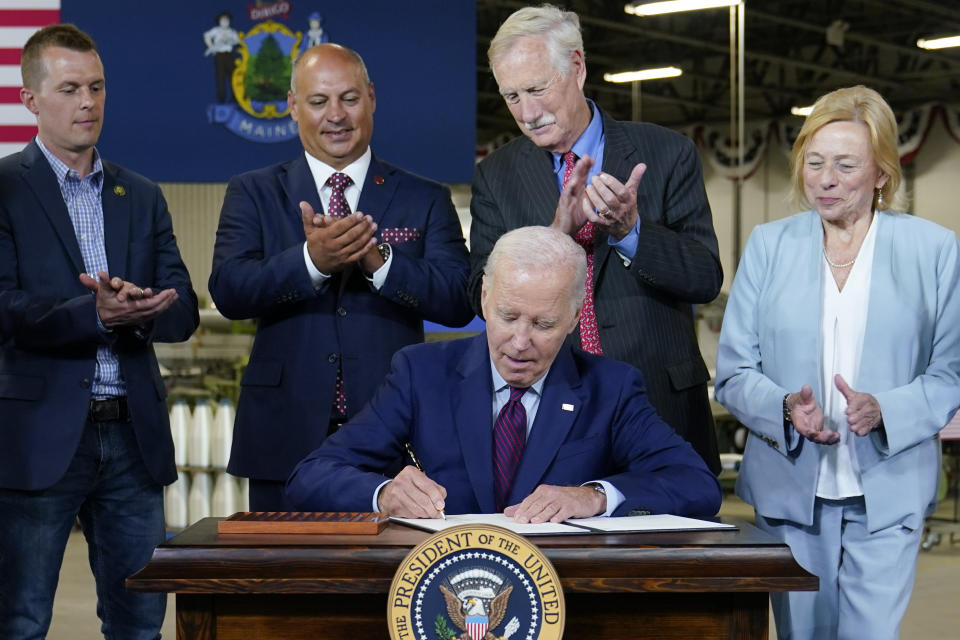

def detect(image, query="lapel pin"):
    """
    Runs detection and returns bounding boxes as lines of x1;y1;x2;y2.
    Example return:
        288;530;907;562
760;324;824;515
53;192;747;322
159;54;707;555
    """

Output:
113;185;126;196
562;403;574;412
374;175;384;185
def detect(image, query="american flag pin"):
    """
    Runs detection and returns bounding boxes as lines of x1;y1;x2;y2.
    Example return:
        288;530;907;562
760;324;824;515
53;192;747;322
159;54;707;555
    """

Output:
562;403;574;412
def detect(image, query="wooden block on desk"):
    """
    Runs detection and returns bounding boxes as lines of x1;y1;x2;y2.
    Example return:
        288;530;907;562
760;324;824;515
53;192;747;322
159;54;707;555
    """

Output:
216;512;388;534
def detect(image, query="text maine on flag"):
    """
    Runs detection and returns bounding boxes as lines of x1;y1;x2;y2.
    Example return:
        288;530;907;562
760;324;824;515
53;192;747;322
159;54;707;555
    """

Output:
0;1;61;157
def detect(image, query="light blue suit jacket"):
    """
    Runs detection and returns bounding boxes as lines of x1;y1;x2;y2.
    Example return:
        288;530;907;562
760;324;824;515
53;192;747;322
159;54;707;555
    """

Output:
716;210;960;533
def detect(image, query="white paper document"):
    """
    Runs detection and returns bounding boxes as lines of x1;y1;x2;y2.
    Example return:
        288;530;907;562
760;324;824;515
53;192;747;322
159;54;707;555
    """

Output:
390;513;587;535
390;512;736;536
566;513;737;533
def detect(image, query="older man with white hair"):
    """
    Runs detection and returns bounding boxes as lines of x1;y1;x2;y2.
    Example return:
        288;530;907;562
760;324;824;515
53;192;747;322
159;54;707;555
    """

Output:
287;226;721;521
469;3;724;476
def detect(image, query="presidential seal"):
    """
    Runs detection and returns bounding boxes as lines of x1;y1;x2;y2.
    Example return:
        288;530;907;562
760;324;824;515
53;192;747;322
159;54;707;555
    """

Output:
204;7;305;143
388;524;564;640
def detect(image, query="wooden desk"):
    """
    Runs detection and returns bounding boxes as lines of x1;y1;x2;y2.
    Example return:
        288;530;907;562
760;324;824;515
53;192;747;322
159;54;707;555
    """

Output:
128;517;815;639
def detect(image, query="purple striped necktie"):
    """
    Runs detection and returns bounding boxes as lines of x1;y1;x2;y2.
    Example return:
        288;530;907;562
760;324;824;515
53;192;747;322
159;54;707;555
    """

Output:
493;386;528;512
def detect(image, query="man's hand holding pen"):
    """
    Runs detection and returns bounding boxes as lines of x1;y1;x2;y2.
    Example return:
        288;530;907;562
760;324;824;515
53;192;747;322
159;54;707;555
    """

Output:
377;466;447;519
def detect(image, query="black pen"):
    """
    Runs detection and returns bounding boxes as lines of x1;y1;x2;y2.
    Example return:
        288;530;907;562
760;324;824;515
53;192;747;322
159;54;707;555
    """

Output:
404;442;446;520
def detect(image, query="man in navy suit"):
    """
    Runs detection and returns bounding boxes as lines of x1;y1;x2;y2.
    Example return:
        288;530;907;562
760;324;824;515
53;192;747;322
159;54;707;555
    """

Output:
210;43;473;511
470;5;723;475
287;227;720;520
0;25;198;639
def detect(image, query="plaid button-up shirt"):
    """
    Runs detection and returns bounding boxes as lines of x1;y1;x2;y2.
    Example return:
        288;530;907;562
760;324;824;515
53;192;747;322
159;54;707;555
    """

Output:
36;138;124;398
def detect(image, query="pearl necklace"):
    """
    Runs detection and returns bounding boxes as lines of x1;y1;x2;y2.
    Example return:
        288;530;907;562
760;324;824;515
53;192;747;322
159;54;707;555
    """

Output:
823;249;855;269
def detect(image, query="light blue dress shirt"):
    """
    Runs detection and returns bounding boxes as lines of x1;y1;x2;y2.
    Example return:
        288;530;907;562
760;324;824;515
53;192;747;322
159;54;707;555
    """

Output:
372;359;625;516
551;99;640;261
489;361;624;516
37;138;124;398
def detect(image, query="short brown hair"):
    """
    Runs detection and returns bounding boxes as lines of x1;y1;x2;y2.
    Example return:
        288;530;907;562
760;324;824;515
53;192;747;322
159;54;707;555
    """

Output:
790;85;904;212
21;24;98;90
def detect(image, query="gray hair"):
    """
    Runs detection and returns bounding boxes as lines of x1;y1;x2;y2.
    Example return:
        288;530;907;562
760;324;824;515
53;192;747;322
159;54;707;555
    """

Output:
290;43;370;94
484;226;587;313
488;4;584;82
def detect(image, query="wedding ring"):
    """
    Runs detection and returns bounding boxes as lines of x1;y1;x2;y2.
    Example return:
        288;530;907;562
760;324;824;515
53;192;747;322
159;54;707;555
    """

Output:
137;287;144;297
598;209;611;219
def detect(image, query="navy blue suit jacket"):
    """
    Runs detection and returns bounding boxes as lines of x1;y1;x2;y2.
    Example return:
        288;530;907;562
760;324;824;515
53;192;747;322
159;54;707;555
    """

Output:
210;153;473;481
287;334;721;517
0;141;199;490
469;111;723;474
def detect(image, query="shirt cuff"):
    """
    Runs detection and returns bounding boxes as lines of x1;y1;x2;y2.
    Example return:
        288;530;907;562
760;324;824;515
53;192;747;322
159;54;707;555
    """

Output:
373;478;392;512
786;425;801;449
303;242;331;287
94;306;112;334
583;480;625;517
607;219;641;264
366;244;394;290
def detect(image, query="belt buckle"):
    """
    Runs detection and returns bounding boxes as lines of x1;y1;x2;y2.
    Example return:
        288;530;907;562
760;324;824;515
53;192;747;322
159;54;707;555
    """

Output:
90;398;123;423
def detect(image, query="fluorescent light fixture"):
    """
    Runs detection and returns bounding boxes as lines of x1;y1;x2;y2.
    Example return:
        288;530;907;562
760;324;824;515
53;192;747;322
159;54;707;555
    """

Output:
791;106;813;117
604;67;683;83
917;35;960;50
625;0;741;17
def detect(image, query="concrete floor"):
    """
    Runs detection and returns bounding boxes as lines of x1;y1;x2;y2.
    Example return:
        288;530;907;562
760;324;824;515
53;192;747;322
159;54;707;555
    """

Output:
45;493;960;639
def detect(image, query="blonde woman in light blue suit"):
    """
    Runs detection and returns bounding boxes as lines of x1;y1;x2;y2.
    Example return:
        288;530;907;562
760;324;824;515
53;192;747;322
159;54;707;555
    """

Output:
716;86;960;640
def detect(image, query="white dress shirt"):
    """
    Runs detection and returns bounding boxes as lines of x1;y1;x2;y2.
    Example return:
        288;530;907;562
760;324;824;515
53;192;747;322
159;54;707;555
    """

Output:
301;147;392;289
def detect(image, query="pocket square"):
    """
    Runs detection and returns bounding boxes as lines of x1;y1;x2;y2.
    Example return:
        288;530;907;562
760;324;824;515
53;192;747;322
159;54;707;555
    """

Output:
380;227;421;244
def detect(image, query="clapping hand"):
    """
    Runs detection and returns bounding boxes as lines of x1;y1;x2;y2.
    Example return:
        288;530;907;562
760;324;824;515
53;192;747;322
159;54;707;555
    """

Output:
787;384;839;445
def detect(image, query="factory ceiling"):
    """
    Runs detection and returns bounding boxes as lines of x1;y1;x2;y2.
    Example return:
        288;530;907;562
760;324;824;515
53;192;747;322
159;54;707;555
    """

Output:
476;0;960;143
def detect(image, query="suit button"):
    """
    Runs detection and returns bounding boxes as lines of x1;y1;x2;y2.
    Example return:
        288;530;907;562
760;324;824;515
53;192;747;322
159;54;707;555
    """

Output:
80;378;91;388
337;307;347;317
328;354;339;363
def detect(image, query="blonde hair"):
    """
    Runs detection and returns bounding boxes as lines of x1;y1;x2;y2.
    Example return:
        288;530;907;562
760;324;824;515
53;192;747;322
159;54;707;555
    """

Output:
488;4;583;83
790;85;903;211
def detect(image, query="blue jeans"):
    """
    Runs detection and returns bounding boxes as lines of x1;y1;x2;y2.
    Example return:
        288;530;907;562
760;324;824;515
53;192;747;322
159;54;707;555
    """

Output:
0;418;166;640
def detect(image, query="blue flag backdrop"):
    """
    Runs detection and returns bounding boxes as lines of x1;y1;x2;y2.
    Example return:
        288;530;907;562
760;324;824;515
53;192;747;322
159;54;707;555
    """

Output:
60;0;476;183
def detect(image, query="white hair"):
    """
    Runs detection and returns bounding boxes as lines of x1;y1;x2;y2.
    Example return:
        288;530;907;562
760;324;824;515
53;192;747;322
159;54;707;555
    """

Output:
484;226;587;312
488;3;584;82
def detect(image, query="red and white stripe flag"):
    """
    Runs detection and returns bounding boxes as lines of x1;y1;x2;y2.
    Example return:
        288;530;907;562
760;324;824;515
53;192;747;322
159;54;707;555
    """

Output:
0;0;60;158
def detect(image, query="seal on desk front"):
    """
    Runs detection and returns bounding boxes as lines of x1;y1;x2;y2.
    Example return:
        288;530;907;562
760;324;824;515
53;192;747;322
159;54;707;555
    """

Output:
388;524;564;640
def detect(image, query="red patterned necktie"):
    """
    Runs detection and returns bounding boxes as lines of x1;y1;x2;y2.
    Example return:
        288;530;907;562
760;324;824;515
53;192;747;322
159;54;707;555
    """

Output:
493;387;528;512
326;172;353;218
326;172;354;417
563;151;603;355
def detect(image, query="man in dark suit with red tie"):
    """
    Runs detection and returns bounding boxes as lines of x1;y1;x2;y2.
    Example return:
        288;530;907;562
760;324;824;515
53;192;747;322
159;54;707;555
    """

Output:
287;227;721;521
210;44;473;511
469;4;723;474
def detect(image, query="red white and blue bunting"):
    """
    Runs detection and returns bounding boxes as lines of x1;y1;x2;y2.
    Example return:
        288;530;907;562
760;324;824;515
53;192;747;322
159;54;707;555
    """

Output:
696;123;770;180
694;103;957;181
942;104;960;146
476;103;960;182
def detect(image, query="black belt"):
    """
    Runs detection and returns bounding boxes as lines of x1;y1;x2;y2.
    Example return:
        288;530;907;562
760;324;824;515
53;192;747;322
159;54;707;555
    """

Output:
89;397;130;423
